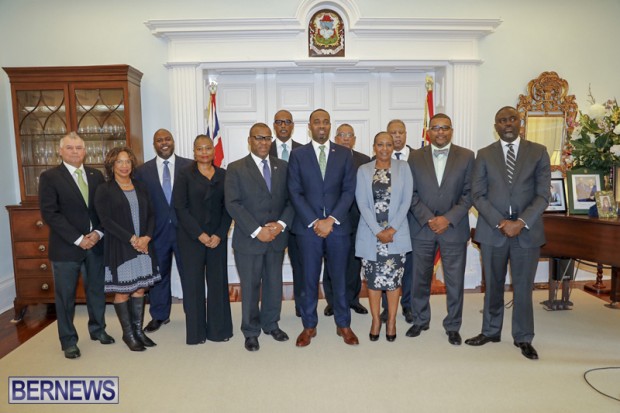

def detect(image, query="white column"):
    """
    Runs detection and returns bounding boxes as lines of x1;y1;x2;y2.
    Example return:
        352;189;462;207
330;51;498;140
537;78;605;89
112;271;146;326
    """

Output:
451;62;479;151
168;64;201;158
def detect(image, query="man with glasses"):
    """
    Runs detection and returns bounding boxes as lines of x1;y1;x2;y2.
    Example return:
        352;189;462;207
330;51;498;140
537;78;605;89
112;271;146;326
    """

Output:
405;114;474;346
270;110;304;318
323;124;370;317
288;109;359;347
225;123;294;351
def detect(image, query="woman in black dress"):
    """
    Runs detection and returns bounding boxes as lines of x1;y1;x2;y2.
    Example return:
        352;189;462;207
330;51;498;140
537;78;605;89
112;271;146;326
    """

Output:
95;147;161;351
174;135;233;344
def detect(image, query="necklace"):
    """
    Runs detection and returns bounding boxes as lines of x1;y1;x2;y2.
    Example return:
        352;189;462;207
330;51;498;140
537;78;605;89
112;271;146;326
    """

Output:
116;180;133;188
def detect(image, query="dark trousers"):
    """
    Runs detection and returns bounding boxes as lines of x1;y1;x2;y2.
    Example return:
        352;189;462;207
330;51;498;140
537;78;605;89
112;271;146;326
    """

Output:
149;224;184;321
323;232;362;307
178;238;232;344
382;251;413;310
234;250;284;338
481;239;540;342
51;249;106;350
287;233;303;311
297;232;351;328
412;239;466;331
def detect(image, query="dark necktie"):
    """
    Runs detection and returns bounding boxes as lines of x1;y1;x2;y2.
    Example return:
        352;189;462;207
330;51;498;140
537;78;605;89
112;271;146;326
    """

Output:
395;152;401;160
506;144;516;185
262;159;271;192
433;148;449;157
162;160;172;204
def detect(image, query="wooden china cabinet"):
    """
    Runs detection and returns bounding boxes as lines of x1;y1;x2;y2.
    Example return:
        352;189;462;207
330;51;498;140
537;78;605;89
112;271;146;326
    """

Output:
4;65;144;321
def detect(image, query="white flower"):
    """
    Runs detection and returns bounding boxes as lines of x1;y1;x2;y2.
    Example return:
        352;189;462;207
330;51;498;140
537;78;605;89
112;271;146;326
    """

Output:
611;145;620;157
588;132;597;143
571;126;582;140
565;155;574;164
589;103;607;120
614;124;620;135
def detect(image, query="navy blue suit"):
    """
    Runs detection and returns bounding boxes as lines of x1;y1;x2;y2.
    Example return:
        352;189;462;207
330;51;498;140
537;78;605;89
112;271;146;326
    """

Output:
288;141;356;328
134;155;192;321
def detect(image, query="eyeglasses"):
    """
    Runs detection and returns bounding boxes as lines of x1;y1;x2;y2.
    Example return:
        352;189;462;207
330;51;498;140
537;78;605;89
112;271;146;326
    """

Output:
336;132;354;138
274;120;293;126
251;135;273;141
429;126;452;132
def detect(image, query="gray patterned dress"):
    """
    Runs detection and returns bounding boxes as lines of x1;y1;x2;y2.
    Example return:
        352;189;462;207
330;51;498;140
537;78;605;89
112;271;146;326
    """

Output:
361;168;406;291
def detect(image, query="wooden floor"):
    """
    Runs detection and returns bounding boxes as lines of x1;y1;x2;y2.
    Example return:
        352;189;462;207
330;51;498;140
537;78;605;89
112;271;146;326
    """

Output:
0;281;612;359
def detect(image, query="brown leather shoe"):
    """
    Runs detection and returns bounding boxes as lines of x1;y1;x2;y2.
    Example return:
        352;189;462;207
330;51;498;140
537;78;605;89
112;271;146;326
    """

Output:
336;327;359;345
295;328;317;347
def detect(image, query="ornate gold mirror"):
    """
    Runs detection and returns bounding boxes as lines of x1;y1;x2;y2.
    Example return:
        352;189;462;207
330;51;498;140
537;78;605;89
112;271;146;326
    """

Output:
517;71;578;173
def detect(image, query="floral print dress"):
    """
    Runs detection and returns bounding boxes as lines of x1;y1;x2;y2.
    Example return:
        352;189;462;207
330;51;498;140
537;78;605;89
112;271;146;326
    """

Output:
361;168;406;291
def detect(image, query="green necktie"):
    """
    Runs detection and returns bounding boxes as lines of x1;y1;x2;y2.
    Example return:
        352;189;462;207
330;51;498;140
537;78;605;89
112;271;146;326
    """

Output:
75;169;88;204
319;145;327;179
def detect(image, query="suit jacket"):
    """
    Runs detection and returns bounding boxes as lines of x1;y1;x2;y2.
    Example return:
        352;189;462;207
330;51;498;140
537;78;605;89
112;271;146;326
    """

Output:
355;160;413;260
269;139;302;159
472;139;551;248
409;144;474;243
225;155;294;254
134;155;193;245
39;163;104;261
287;142;356;235
348;150;371;234
173;163;232;242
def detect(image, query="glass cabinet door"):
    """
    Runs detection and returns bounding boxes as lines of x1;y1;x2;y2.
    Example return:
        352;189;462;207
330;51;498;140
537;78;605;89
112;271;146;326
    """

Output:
74;88;127;167
16;89;68;197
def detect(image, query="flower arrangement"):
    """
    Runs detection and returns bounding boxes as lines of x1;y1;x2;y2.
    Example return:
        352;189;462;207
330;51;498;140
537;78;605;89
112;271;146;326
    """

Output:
568;92;620;172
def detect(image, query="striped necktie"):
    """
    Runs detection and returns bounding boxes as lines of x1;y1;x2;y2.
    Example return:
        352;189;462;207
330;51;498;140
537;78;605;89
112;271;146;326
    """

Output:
506;143;516;185
319;145;327;179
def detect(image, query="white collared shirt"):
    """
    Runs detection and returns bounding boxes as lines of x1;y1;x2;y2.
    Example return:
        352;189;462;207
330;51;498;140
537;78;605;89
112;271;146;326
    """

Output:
62;162;103;244
501;137;520;161
431;143;451;185
392;145;410;161
156;154;177;187
274;138;292;160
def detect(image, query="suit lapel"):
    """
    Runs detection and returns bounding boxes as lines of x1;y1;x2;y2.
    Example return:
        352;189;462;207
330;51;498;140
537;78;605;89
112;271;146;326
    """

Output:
269;156;282;194
60;165;87;207
421;146;440;188
441;146;459;187
323;143;337;182
245;155;270;193
491;141;510;186
512;140;528;184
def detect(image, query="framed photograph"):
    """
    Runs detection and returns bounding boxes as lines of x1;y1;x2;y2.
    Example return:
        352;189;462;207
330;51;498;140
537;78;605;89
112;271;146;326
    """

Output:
546;178;567;212
595;190;617;218
566;169;603;214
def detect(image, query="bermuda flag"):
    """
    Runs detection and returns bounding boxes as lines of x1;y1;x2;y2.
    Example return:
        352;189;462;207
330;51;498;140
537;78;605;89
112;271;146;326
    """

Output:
207;84;224;167
422;75;435;147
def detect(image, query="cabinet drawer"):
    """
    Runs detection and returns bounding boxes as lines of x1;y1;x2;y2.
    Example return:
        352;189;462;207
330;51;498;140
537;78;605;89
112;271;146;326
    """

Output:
14;241;49;258
14;258;52;275
10;209;49;241
16;276;55;299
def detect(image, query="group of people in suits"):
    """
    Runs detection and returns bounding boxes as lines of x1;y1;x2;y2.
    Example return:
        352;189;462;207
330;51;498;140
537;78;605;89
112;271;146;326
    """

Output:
39;104;549;361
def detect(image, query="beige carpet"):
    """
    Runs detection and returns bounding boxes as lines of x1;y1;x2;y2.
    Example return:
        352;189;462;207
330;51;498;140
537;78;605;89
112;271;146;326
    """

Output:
1;290;620;412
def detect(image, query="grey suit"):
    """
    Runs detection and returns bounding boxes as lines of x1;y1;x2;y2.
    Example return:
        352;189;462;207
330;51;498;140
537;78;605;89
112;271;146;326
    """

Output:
409;144;474;331
225;155;294;337
473;139;550;342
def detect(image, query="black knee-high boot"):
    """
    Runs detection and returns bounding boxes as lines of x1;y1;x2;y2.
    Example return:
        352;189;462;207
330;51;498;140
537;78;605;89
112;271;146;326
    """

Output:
130;296;156;347
114;301;146;352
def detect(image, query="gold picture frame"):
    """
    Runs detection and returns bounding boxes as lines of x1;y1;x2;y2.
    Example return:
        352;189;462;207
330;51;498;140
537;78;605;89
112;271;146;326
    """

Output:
595;190;617;218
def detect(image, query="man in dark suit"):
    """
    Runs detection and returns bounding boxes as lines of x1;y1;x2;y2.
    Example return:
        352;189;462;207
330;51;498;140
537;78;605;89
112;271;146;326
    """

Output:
270;109;303;317
288;109;359;347
39;132;114;359
134;129;192;332
323;123;370;317
225;122;294;352
405;114;474;346
465;106;550;360
383;119;414;323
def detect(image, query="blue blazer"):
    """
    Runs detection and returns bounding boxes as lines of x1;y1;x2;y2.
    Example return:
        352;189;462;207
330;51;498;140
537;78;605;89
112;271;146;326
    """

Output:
355;160;413;260
287;142;356;236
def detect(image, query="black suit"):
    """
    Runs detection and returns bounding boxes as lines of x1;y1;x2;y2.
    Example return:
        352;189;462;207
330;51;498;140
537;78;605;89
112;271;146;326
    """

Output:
323;149;370;307
39;163;107;350
173;163;233;344
269;139;304;313
225;154;294;337
134;155;192;323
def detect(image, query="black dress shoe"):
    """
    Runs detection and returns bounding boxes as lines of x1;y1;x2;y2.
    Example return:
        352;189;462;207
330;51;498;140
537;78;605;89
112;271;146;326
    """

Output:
63;345;81;359
90;331;115;345
324;304;334;316
464;333;501;346
402;308;414;324
244;337;260;352
514;341;539;360
380;309;388;323
350;302;368;314
144;318;170;333
447;331;462;346
264;328;289;342
405;324;429;338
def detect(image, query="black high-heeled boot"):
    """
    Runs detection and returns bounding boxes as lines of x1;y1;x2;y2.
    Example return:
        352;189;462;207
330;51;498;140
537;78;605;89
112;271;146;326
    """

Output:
114;301;146;352
130;296;156;347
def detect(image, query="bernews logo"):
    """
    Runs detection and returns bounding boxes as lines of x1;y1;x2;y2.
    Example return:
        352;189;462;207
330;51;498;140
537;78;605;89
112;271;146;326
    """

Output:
9;376;119;404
